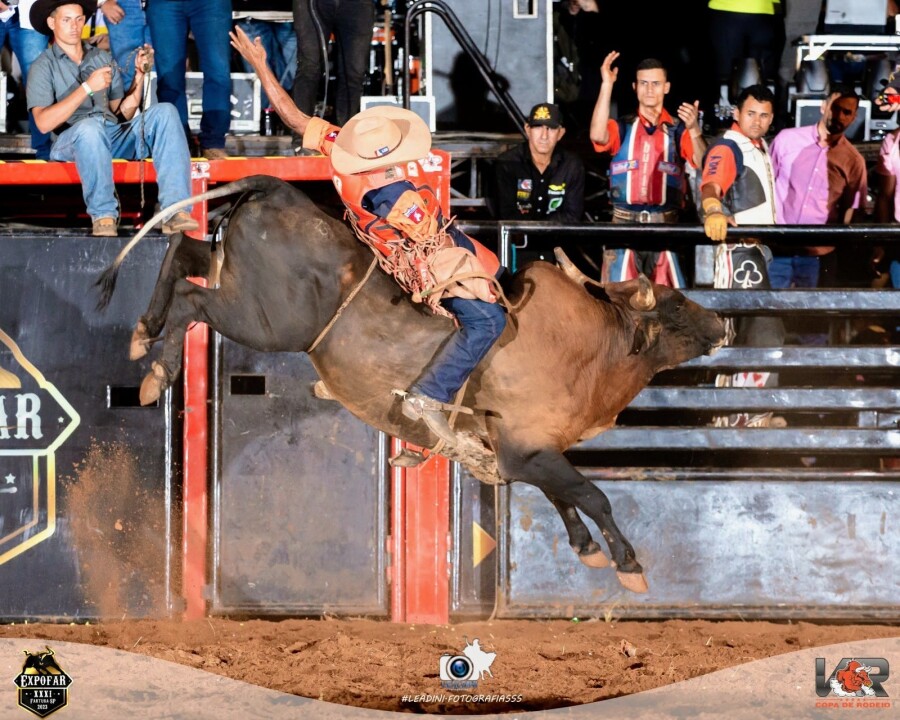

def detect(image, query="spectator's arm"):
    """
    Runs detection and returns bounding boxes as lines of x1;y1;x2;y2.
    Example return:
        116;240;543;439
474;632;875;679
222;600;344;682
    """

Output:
875;172;896;224
99;0;125;24
589;50;618;146
111;47;149;120
231;25;312;136
31;65;112;134
677;101;705;168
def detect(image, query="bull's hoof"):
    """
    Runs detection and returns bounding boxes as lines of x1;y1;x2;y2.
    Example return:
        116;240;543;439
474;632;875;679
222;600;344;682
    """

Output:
312;380;335;400
139;362;168;406
130;321;151;360
616;571;649;594
574;541;610;569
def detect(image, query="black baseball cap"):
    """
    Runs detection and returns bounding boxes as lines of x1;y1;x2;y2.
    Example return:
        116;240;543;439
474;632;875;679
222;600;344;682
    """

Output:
526;103;563;128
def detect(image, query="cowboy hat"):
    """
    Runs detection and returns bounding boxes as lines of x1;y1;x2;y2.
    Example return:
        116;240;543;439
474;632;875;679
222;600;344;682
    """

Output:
31;0;98;37
331;106;431;175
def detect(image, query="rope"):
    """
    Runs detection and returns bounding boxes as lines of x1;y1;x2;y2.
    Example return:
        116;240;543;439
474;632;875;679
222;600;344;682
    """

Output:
307;258;379;353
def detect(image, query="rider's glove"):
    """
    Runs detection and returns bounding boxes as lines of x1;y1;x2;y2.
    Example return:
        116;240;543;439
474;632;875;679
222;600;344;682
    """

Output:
702;197;728;242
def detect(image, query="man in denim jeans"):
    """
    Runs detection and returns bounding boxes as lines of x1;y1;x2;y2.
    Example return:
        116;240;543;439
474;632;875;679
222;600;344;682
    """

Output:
145;0;231;157
99;0;151;90
0;0;52;158
27;0;198;237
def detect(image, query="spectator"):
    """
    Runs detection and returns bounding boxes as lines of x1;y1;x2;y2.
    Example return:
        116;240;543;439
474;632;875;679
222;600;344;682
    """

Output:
99;0;151;90
292;0;373;129
145;0;231;158
589;52;705;288
769;85;867;289
233;0;295;127
27;0;198;237
233;25;506;449
873;127;900;289
0;0;51;159
707;0;784;122
700;83;785;427
493;103;584;224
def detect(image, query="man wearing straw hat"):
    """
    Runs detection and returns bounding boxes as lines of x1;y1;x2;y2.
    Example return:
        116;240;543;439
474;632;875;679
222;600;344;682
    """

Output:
231;26;507;448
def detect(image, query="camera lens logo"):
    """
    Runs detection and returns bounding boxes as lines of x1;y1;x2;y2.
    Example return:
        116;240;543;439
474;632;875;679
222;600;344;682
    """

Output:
439;638;495;690
440;655;473;682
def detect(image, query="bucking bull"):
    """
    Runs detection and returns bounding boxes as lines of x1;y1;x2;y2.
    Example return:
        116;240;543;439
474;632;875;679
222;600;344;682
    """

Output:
97;175;726;594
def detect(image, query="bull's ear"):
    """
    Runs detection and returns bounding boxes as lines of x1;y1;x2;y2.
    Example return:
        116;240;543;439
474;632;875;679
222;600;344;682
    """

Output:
629;319;661;355
628;275;656;311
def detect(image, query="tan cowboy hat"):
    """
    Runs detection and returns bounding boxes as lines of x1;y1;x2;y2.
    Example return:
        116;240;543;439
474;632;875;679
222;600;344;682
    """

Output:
331;106;431;175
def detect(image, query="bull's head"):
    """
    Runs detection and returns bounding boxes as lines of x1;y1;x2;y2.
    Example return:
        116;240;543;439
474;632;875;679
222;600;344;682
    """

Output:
838;660;875;692
554;248;726;366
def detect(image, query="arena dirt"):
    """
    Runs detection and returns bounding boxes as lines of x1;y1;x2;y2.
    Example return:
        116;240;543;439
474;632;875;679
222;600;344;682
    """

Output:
1;618;898;713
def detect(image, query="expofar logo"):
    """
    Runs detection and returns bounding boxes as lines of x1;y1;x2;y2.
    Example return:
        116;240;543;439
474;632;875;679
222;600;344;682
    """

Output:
0;328;80;566
439;638;496;691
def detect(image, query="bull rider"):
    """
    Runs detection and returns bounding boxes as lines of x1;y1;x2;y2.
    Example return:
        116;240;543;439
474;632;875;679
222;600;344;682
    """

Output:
230;26;507;448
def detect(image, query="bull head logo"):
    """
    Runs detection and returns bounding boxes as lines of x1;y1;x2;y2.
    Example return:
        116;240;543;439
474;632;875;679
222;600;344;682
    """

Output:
21;647;64;676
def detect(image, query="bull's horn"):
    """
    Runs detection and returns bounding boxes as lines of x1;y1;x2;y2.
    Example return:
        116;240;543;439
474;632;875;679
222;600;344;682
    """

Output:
629;275;656;311
553;247;604;288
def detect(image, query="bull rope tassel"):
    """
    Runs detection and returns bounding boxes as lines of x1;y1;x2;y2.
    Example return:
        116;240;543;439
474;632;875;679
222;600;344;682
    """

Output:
306;258;379;353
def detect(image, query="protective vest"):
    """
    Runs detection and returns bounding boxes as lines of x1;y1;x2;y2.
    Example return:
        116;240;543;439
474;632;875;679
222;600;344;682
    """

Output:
334;163;500;280
715;129;776;225
608;116;686;211
708;0;775;13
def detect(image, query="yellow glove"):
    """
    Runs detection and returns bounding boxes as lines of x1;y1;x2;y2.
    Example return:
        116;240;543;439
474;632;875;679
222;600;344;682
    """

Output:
702;197;728;242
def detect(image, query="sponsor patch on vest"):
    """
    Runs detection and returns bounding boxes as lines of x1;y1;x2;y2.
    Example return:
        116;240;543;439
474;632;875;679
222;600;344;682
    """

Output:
518;179;533;191
548;197;563;212
325;130;339;142
517;191;530;201
657;161;681;176
404;204;425;223
610;160;638;175
548;183;566;195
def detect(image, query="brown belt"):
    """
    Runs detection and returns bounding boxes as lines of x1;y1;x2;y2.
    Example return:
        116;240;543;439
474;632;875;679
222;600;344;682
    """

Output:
612;207;680;224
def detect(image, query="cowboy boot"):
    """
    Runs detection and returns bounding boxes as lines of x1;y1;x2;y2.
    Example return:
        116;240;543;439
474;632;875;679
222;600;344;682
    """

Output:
401;391;458;446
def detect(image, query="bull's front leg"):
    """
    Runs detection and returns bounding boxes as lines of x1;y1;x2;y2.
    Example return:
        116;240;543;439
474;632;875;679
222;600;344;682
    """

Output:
499;447;648;594
139;277;215;406
132;234;211;361
542;492;609;569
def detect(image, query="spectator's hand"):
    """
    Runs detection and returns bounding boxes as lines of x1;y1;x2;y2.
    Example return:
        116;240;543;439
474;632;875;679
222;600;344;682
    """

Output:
677;100;701;132
878;89;900;113
100;0;125;24
702;197;732;242
135;44;154;75
86;66;113;93
601;51;619;86
230;26;268;71
567;0;599;12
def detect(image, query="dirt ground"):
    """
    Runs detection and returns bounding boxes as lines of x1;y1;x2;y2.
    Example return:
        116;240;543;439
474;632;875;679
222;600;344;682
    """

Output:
1;618;898;714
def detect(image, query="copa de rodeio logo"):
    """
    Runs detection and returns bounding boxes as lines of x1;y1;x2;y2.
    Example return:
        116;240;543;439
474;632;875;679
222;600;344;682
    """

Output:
816;657;892;709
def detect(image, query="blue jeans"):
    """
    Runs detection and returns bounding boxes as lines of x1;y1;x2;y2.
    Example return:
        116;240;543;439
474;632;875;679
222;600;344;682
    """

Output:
413;297;507;404
292;0;374;125
146;0;231;149
235;18;297;109
49;105;192;221
769;256;820;289
0;12;51;159
107;0;152;90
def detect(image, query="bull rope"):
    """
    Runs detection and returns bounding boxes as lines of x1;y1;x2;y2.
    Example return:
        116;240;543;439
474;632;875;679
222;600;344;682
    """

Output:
306;258;379;353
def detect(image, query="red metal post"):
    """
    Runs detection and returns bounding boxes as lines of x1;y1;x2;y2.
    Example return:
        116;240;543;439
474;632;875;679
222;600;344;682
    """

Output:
391;149;453;623
182;279;209;620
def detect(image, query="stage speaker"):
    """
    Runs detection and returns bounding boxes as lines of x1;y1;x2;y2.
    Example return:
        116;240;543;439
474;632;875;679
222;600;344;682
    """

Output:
428;0;552;132
794;98;872;141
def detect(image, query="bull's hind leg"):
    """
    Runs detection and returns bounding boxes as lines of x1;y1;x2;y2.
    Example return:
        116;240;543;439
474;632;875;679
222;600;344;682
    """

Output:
139;276;216;405
502;449;647;593
542;492;609;569
131;235;211;360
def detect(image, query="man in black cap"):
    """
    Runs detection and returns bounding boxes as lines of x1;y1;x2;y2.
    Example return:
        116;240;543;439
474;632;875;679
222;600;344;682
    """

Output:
493;102;585;233
26;0;198;237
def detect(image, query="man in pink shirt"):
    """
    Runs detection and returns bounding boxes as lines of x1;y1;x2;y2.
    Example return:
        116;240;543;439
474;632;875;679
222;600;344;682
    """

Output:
768;85;867;288
874;128;900;288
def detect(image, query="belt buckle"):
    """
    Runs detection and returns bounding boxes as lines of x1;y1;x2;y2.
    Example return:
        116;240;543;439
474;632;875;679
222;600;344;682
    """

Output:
639;210;651;224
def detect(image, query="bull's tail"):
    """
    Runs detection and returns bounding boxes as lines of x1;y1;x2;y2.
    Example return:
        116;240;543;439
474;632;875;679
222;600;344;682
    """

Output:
95;175;285;311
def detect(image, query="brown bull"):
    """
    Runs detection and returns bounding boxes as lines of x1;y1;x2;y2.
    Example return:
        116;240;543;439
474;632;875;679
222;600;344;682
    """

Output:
97;175;726;593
